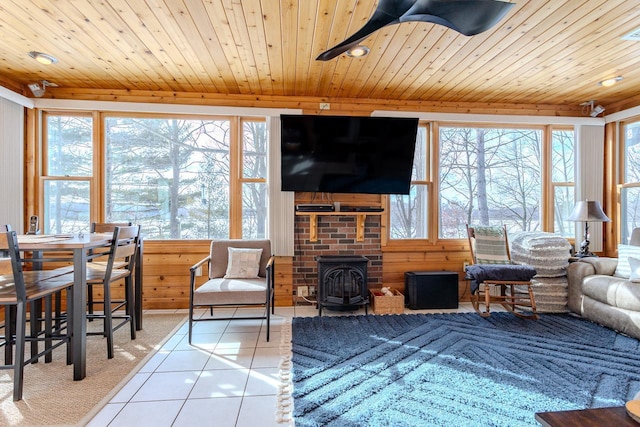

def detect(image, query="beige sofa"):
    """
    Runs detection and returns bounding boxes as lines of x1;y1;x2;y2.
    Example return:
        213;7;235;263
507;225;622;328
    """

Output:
567;228;640;340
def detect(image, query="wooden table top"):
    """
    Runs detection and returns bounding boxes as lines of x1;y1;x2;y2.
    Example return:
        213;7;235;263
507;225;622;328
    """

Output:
535;406;637;426
17;233;111;250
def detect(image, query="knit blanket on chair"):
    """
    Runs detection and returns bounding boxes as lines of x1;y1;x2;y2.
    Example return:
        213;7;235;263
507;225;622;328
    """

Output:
465;264;537;294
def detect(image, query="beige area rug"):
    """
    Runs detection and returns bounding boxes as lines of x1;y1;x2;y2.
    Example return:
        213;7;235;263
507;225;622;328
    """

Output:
0;312;186;427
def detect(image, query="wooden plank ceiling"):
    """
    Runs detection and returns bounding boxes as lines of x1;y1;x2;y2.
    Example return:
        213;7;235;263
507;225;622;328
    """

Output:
0;0;639;114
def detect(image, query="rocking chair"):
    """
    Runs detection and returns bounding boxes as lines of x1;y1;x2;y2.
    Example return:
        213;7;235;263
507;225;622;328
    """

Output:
466;225;538;319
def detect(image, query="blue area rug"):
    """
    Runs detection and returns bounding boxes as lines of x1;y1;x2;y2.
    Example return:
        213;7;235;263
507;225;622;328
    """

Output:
291;313;640;426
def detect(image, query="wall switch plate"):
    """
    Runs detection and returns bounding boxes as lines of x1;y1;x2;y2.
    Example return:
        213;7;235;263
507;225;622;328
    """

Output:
320;102;330;110
195;266;203;277
309;286;316;296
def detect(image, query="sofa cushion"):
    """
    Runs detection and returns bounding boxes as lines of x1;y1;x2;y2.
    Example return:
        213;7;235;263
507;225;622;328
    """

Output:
630;257;640;283
582;274;640;311
613;244;640;278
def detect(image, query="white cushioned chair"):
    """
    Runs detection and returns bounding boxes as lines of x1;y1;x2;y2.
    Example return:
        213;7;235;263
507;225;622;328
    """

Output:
188;239;274;344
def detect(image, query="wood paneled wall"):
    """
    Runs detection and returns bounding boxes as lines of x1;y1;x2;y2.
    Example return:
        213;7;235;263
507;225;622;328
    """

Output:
22;93;613;310
141;240;293;309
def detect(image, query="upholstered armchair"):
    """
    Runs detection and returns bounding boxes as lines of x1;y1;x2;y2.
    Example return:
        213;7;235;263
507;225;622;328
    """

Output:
188;239;274;344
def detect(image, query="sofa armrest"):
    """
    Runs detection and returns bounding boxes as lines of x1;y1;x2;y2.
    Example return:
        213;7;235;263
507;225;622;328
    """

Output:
566;257;619;315
576;257;618;276
567;261;595;315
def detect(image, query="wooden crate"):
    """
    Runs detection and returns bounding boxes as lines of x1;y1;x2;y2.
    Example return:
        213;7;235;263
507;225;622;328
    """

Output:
370;288;405;315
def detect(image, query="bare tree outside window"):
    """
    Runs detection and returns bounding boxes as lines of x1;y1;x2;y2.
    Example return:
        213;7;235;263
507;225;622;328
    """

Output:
242;120;268;239
622;121;640;243
551;129;575;237
390;125;428;239
43;114;93;234
439;126;542;238
103;117;267;240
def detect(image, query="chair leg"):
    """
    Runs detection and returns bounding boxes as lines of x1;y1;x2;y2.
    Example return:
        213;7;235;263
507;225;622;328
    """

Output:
54;290;63;332
103;283;114;359
44;295;53;363
5;306;14;365
87;284;94;321
13;301;26;401
29;300;41;363
188;303;194;344
126;277;136;340
65;288;73;365
484;285;492;314
528;284;539;319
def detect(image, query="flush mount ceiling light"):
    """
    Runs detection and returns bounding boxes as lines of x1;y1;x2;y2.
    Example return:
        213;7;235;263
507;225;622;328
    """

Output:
316;0;515;61
27;80;59;97
28;51;58;65
598;76;623;87
346;45;370;58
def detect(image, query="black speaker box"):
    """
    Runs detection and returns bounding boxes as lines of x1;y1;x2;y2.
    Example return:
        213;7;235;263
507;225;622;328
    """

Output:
404;271;459;310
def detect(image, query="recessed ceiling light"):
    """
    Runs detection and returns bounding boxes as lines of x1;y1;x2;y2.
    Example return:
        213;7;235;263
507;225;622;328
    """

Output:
345;45;370;58
598;76;623;87
622;27;640;41
28;51;58;65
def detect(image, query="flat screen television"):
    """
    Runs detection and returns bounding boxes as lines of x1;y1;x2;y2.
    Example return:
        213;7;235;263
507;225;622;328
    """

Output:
280;115;418;194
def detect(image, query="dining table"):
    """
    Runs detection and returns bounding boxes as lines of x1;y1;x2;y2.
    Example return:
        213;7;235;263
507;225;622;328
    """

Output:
17;232;114;381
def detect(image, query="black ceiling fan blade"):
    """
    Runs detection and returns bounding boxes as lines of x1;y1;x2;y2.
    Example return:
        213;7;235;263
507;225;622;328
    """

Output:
316;0;514;61
316;0;421;61
399;0;515;36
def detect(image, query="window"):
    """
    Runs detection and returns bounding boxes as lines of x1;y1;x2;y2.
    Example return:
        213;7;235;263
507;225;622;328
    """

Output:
439;126;542;238
41;113;268;240
42;113;94;234
389;124;429;239
621;120;640;243
550;128;575;237
240;119;268;239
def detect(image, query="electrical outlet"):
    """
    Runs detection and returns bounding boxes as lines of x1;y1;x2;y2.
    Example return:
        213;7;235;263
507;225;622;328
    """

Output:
320;102;330;110
195;266;203;276
463;261;470;270
309;286;316;296
298;286;309;297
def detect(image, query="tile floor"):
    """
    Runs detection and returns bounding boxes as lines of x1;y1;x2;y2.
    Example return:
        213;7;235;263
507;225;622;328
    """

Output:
87;303;482;427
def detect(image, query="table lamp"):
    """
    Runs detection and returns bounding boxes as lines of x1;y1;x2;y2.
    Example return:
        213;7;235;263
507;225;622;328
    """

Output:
567;200;610;257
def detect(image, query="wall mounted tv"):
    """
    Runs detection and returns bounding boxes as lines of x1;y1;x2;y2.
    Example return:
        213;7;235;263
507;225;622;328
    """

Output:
280;115;418;195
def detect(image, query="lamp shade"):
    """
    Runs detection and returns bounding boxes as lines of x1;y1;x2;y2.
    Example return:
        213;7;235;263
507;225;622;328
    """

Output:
567;200;610;222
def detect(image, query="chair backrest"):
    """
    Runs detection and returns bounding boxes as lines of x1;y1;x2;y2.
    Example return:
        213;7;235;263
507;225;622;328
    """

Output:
103;225;140;275
0;226;27;301
209;239;271;279
91;222;133;233
467;224;512;265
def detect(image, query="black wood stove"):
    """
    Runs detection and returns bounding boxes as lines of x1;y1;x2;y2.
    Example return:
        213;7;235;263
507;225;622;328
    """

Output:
316;255;369;316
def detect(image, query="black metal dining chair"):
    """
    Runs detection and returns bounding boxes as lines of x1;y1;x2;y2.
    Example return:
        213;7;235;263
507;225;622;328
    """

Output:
0;225;74;400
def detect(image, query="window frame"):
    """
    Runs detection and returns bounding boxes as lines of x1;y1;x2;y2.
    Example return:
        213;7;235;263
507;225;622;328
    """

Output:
548;126;575;239
40;111;98;234
619;117;640;244
385;121;575;247
386;122;433;243
38;110;266;240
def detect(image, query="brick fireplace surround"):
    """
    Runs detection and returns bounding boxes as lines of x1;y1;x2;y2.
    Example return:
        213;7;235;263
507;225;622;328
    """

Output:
293;215;383;298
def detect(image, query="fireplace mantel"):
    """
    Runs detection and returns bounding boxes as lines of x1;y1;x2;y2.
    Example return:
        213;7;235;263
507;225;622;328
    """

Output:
295;211;382;242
